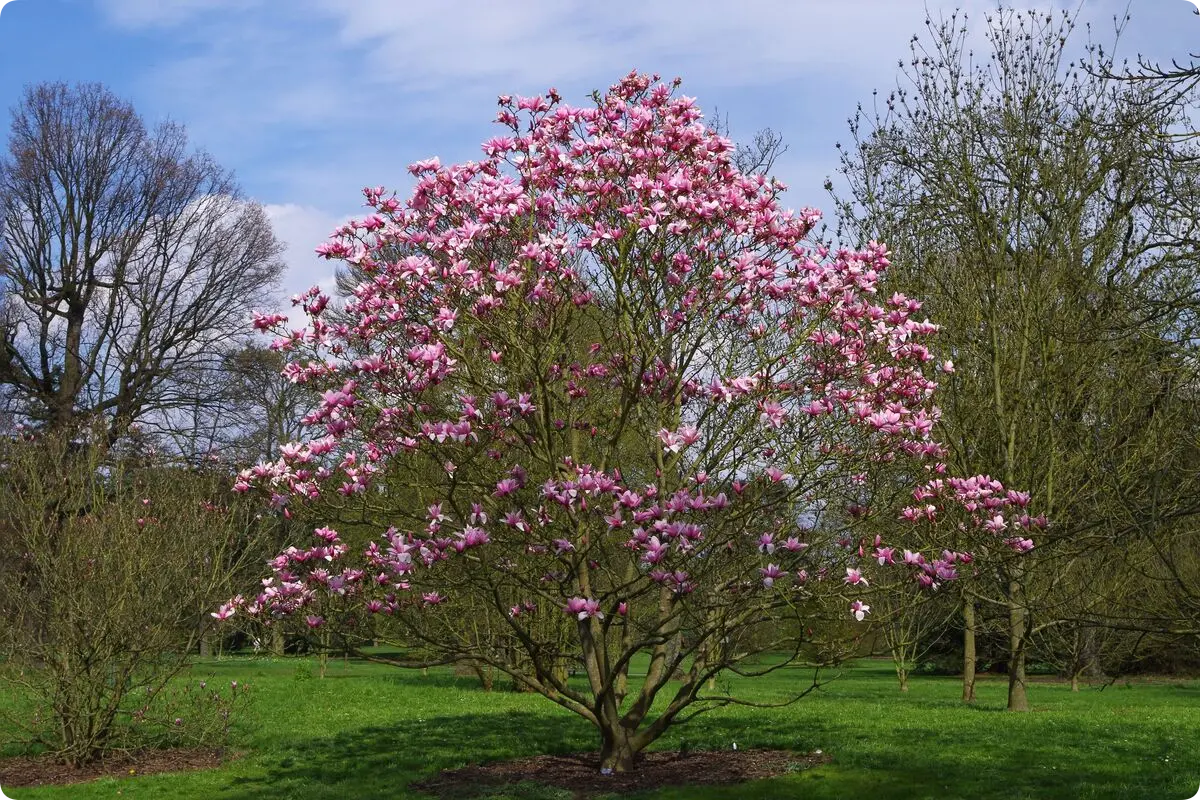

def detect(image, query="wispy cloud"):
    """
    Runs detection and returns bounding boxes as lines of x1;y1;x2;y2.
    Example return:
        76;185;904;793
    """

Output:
97;0;261;29
84;0;1192;301
262;203;350;305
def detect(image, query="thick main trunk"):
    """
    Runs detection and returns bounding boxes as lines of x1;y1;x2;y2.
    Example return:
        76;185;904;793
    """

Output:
52;306;86;432
962;592;977;703
599;725;639;773
1007;575;1030;712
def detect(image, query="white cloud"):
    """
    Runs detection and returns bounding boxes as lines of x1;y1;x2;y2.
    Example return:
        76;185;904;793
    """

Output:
95;0;1178;314
320;1;934;87
308;0;1108;95
262;203;349;307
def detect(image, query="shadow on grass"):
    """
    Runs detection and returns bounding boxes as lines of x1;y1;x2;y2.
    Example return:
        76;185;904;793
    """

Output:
376;672;514;692
213;703;1170;800
218;710;596;800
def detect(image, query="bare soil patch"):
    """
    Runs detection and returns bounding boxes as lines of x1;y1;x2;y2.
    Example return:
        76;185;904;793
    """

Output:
0;747;229;788
412;748;830;798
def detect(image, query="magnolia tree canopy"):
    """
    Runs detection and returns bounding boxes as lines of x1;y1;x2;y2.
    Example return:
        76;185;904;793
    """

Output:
225;72;1039;773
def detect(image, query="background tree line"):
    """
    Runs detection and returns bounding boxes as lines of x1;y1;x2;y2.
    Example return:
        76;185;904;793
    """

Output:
832;8;1200;707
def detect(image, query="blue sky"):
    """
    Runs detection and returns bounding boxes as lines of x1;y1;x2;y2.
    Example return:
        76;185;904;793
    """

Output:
0;0;1196;307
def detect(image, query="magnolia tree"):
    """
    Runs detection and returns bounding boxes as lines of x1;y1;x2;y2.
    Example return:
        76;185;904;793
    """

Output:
225;72;1038;773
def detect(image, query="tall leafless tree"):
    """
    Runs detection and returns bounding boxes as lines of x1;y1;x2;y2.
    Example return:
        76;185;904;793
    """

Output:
166;344;314;466
0;82;285;441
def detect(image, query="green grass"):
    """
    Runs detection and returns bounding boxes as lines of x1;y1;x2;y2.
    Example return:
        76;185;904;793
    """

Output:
3;656;1198;799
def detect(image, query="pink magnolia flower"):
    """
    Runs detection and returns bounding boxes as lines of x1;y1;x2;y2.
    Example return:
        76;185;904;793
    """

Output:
618;490;642;508
657;425;699;453
765;467;791;483
727;376;757;394
211;603;236;621
677;425;700;446
759;563;788;587
1006;490;1031;508
850;600;871;621
758;401;787;428
493;478;520;497
985;514;1008;534
564;597;603;621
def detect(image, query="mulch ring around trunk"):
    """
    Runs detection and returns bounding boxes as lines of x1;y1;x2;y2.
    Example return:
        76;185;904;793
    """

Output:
412;748;831;798
0;747;230;788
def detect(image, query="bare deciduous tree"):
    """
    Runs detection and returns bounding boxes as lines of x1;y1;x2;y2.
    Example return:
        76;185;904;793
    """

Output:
163;344;314;467
0;82;285;440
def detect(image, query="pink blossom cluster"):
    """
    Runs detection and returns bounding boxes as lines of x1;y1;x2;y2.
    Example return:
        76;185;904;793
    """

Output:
228;72;1036;630
904;475;1044;556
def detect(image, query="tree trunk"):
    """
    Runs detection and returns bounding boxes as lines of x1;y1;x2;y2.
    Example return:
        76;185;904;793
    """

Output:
471;664;494;692
1068;629;1084;691
890;635;912;693
962;592;977;703
1081;627;1099;684
53;308;86;432
599;725;639;773
1007;574;1030;712
553;661;569;687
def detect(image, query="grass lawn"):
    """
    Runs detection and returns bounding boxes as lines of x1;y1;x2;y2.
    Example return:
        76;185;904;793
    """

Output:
2;656;1197;799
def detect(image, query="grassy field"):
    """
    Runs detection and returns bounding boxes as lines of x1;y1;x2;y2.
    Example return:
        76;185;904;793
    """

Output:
2;656;1198;799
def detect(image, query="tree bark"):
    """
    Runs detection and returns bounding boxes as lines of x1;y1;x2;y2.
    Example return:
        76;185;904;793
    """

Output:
599;724;639;773
962;591;977;703
1007;573;1030;711
471;664;494;692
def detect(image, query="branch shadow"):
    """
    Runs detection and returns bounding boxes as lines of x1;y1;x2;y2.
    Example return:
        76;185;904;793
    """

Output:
212;682;1197;800
218;710;596;800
